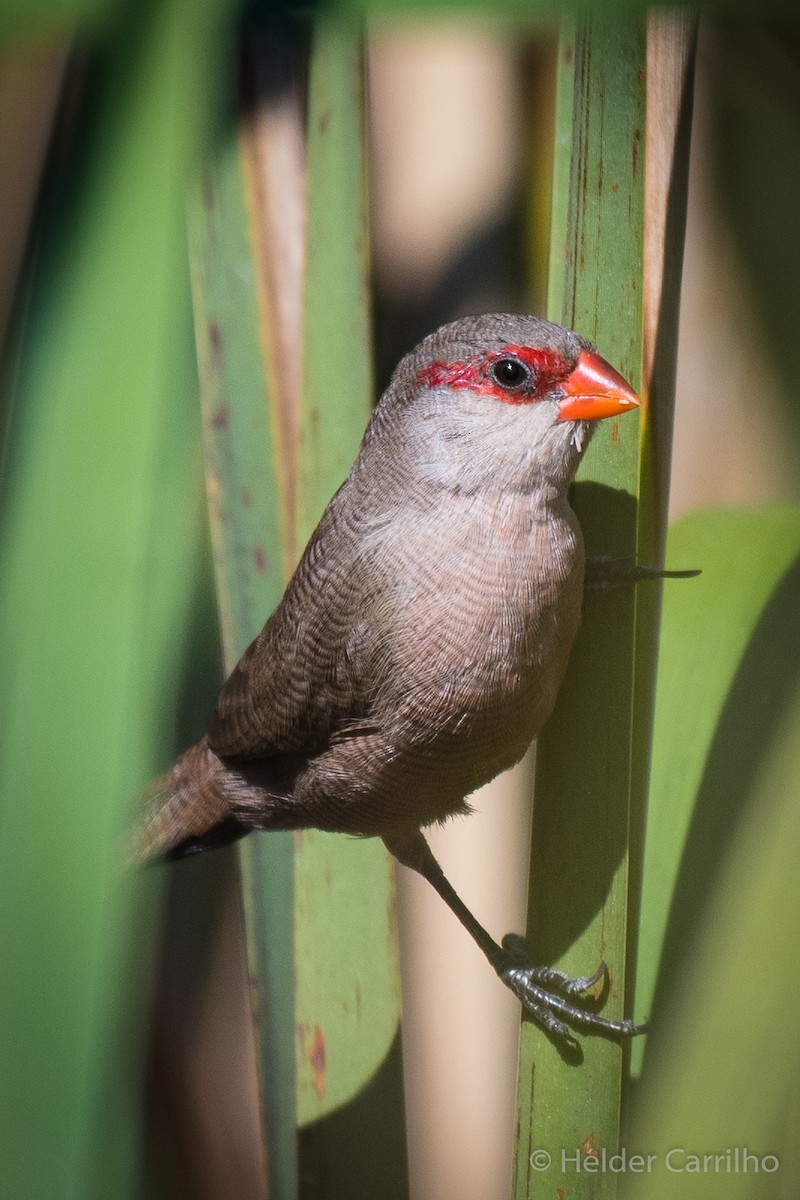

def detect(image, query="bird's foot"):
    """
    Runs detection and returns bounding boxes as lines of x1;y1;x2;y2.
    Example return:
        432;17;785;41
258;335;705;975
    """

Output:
585;555;700;592
497;934;648;1041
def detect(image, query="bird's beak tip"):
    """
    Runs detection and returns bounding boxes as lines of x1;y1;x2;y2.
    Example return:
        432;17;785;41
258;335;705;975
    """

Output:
556;348;640;422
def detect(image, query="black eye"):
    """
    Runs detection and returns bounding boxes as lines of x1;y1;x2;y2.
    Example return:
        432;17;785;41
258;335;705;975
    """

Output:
491;357;529;389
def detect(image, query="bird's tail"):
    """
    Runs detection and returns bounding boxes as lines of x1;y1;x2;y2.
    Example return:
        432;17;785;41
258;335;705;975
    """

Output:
127;735;247;865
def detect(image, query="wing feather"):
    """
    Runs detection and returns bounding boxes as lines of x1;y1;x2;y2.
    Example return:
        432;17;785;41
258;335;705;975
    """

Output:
207;500;368;760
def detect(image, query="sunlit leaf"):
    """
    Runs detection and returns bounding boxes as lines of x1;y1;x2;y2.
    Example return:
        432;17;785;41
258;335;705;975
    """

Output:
627;506;800;1199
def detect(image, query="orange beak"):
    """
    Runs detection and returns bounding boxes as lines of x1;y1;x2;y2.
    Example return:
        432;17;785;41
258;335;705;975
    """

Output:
556;348;640;422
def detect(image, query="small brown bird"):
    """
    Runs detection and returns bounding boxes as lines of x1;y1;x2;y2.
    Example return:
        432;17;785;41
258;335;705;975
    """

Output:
136;313;647;1039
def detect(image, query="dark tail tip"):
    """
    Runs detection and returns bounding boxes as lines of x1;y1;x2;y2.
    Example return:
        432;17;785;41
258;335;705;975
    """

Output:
165;817;251;862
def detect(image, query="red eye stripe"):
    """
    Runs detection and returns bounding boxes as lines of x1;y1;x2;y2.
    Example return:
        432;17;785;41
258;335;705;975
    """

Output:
501;345;569;389
414;344;571;405
414;359;480;391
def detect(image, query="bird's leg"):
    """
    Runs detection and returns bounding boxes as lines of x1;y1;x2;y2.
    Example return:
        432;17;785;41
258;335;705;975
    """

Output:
585;554;700;592
384;829;647;1041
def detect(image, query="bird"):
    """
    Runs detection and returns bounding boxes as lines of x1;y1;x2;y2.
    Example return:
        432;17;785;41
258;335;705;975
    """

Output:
133;312;648;1040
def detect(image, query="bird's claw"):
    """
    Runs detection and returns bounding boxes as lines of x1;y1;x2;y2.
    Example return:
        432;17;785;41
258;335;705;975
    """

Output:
585;554;701;592
497;934;649;1040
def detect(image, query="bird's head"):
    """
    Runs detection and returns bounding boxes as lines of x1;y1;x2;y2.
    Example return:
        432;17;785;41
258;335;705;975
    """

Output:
375;313;639;496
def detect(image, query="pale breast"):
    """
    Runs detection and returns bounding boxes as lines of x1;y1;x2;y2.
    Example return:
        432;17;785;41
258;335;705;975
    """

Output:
364;489;585;773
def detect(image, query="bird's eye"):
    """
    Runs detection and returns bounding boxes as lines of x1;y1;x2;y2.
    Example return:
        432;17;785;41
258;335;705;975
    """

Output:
491;357;529;389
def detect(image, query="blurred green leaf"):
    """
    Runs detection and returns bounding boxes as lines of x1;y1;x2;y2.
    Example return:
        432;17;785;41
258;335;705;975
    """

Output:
0;0;124;43
295;18;407;1196
188;105;296;1200
632;506;800;1073
627;506;800;1198
188;17;407;1198
0;0;230;1195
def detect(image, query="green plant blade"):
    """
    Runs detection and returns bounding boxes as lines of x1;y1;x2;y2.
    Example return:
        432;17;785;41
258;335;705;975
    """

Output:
189;19;407;1198
188;123;295;1198
0;1;224;1195
295;20;407;1196
625;506;800;1198
514;17;646;1199
631;507;800;1077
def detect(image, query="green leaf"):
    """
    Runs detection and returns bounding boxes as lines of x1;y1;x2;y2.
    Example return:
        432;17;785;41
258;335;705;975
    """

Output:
626;506;800;1198
0;1;227;1195
188;120;296;1199
632;506;800;1070
295;20;407;1195
188;19;407;1198
0;0;122;42
513;17;646;1199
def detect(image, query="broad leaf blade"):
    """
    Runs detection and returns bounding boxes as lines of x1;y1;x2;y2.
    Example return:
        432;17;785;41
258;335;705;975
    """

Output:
627;506;800;1199
0;1;225;1194
295;21;407;1196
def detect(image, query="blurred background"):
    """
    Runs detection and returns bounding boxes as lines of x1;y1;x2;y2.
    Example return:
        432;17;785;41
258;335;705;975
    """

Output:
1;6;799;1199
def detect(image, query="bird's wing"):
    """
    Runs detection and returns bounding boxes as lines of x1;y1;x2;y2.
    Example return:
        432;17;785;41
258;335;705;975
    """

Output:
207;502;369;761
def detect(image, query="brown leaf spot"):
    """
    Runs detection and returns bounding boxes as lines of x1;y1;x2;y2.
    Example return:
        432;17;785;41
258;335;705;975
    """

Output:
318;108;330;136
242;486;253;508
208;319;223;367
631;128;641;177
581;1133;601;1160
211;405;229;430
309;1025;326;1098
253;545;267;573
